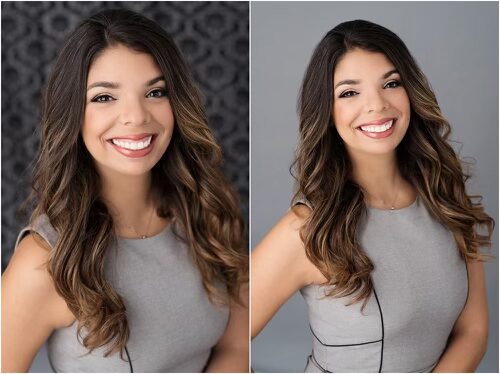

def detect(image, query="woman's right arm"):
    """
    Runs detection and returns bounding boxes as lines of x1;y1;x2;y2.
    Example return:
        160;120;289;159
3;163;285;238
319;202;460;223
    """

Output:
251;204;325;338
2;234;75;372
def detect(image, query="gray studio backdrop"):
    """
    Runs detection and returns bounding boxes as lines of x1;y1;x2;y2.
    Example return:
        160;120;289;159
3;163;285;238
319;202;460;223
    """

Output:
251;2;498;372
1;2;248;372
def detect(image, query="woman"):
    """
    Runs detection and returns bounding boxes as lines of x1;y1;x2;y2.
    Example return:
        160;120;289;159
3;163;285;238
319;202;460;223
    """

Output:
2;8;249;373
252;20;493;372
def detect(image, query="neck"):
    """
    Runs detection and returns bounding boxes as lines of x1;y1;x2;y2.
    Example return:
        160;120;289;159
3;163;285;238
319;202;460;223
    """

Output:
349;150;402;206
99;167;155;227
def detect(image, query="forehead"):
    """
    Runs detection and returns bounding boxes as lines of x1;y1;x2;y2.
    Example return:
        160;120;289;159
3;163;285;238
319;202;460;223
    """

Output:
87;44;162;83
333;48;396;82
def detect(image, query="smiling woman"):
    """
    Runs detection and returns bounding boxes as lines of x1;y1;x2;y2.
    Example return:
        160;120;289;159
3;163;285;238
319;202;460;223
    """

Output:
251;19;494;372
2;8;248;373
332;50;411;158
83;45;175;177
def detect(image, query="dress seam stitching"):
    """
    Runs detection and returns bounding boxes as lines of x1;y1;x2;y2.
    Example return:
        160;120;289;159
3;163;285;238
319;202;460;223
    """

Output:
125;345;133;373
310;351;331;373
309;325;383;347
373;287;384;373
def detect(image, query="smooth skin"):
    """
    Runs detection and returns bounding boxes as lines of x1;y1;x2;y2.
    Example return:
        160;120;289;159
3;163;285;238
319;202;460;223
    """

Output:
205;283;250;373
2;44;249;373
251;204;326;339
2;234;75;373
252;48;488;371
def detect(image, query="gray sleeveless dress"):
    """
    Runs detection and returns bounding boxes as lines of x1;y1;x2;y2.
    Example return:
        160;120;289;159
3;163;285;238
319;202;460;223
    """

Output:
15;215;230;372
299;197;468;372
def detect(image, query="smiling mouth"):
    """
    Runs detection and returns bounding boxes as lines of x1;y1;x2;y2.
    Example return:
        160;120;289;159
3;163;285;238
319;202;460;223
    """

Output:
356;118;397;139
106;134;158;159
358;119;394;133
108;135;153;151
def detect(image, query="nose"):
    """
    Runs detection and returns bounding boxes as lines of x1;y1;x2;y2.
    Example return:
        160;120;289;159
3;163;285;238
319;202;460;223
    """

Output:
118;96;150;126
365;88;388;113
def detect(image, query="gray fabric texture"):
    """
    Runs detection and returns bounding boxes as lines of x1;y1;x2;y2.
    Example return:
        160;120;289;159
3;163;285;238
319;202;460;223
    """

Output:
299;197;468;372
16;215;229;373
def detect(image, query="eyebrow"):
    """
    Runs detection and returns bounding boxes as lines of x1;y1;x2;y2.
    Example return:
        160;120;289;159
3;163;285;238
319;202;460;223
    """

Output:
334;69;399;90
86;75;165;91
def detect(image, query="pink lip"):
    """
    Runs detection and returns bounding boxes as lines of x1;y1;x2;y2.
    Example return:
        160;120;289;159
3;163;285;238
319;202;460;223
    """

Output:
357;118;397;139
108;133;154;141
108;135;156;158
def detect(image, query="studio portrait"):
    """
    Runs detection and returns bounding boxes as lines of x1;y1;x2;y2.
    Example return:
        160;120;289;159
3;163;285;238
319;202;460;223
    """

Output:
1;2;249;373
251;2;498;373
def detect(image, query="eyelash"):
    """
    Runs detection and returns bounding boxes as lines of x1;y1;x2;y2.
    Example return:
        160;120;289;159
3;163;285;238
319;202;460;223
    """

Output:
90;88;168;103
339;80;402;99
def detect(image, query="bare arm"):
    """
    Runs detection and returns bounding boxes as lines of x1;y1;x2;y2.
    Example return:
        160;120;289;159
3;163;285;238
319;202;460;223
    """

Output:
2;234;75;372
251;205;326;339
205;283;249;373
432;260;489;372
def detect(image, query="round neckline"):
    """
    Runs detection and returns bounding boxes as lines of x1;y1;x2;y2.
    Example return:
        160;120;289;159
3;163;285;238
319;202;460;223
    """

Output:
116;220;173;242
366;195;419;213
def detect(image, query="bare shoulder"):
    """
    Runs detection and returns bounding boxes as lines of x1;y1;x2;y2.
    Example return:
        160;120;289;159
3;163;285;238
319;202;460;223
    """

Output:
252;204;326;287
2;234;74;371
251;204;327;337
3;233;75;328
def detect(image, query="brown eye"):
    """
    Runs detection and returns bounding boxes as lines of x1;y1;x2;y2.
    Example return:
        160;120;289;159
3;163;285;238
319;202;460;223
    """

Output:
384;80;401;89
146;89;168;98
91;94;114;103
339;90;358;98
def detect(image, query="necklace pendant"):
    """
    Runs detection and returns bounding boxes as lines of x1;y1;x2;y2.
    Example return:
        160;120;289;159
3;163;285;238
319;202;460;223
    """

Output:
391;206;395;210
141;235;147;239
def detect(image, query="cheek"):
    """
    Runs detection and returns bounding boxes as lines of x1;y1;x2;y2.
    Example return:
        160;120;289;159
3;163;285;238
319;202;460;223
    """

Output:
81;107;111;148
403;97;411;116
391;92;411;131
392;90;411;116
154;103;175;132
332;101;356;132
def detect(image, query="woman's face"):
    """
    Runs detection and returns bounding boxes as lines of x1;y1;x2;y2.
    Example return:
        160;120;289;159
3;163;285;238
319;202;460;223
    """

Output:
83;44;174;177
332;48;411;158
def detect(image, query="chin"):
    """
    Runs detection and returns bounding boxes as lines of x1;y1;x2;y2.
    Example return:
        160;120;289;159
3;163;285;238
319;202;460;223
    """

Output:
118;168;154;177
116;162;158;176
96;159;159;178
366;147;399;156
349;142;401;157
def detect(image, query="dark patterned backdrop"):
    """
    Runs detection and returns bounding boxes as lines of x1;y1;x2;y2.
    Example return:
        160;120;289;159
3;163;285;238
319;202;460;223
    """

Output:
1;1;249;271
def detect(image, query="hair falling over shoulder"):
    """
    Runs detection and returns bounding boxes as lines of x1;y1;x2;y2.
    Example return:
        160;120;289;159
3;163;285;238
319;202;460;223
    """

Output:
291;20;494;310
27;9;247;358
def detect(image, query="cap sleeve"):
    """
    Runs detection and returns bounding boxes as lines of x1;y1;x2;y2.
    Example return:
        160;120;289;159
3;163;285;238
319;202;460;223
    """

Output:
15;214;58;250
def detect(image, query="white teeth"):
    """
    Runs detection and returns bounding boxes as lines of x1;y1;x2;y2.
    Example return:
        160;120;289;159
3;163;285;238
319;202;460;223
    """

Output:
360;120;393;133
111;136;152;150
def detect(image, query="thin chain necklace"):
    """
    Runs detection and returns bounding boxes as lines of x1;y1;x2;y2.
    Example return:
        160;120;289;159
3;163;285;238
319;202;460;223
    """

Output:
366;177;401;210
390;177;400;211
119;204;155;239
136;205;155;239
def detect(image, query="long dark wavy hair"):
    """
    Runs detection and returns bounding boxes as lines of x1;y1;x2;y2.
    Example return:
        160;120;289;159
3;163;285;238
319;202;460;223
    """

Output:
291;19;494;309
27;8;247;357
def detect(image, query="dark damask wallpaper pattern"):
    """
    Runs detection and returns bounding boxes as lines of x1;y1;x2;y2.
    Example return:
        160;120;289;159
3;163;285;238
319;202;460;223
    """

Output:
1;1;249;271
